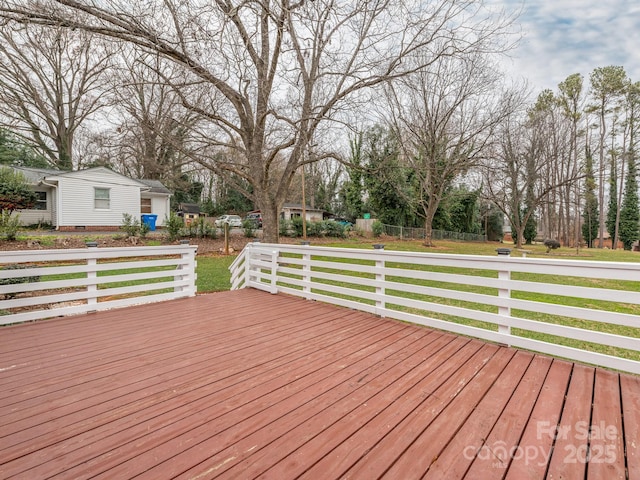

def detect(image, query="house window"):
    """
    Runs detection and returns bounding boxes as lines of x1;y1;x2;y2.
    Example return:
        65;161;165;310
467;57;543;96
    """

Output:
94;188;110;209
141;198;152;214
33;191;47;210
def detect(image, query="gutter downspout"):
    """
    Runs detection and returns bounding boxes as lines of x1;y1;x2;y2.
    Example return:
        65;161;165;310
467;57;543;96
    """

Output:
39;179;60;230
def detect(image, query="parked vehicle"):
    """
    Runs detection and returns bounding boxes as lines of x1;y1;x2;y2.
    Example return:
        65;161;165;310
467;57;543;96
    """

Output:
328;217;353;228
245;212;263;228
214;214;242;228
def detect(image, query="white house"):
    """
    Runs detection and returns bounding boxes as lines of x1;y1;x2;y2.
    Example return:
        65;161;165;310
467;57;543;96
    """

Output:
11;166;171;230
280;203;326;222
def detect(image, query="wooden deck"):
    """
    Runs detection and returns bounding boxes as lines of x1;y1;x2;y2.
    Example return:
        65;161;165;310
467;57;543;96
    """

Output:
1;289;638;479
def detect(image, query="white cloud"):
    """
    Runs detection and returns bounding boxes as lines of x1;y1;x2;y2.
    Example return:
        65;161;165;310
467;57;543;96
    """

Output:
498;0;640;93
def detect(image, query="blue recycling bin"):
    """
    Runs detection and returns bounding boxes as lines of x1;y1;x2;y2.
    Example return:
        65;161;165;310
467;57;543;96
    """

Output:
141;214;157;231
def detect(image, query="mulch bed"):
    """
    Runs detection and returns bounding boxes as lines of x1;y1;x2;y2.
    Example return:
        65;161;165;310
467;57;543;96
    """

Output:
0;233;256;256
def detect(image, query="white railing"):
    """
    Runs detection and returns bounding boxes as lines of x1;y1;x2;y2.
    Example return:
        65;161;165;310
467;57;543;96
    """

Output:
230;243;640;374
0;244;197;325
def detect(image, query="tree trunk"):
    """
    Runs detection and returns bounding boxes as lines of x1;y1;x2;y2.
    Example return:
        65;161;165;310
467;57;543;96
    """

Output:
259;197;281;244
514;225;525;249
422;202;439;247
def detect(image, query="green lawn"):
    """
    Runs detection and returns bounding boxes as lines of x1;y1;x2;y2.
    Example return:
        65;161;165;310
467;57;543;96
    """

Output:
195;238;640;292
196;255;237;292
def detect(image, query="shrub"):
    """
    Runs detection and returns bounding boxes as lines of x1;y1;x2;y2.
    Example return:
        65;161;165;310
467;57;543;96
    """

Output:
324;220;347;238
307;221;324;237
242;219;256;238
165;212;184;241
0;167;37;212
1;264;40;299
290;217;305;237
372;220;384;237
197;217;217;238
0;210;21;241
279;219;291;237
139;221;150;238
544;239;561;253
121;213;141;238
185;218;215;239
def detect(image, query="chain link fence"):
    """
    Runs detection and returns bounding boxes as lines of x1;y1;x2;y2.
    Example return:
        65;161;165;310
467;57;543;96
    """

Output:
381;223;487;242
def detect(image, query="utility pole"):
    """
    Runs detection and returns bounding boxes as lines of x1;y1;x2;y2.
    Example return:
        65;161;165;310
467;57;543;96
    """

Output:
301;162;307;239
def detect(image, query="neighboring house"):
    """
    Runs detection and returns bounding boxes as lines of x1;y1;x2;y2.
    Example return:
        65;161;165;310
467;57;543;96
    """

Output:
280;203;327;222
10;166;171;230
176;203;201;225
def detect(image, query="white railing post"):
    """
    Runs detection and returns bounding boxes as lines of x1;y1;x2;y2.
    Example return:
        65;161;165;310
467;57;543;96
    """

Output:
301;241;311;298
496;248;512;343
86;241;98;309
373;244;386;316
181;241;197;296
270;249;279;294
174;241;194;295
245;244;255;288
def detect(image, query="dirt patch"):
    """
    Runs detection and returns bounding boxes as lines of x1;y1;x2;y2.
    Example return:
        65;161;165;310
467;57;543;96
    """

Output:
0;233;255;257
0;231;350;256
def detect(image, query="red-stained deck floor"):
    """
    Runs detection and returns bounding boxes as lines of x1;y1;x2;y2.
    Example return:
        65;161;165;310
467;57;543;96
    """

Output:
0;289;638;479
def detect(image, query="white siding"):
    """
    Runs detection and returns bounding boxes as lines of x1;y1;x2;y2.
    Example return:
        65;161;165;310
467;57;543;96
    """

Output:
282;207;323;222
148;195;170;226
56;170;142;227
16;187;55;227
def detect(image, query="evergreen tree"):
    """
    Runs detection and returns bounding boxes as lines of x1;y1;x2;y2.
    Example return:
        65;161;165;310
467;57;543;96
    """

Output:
605;159;618;248
511;204;537;246
523;180;537;245
435;186;481;234
362;126;416;226
171;174;204;209
210;175;254;214
0;129;48;167
0;167;37;212
484;204;504;242
339;134;365;222
523;206;537;244
619;154;639;250
582;148;599;247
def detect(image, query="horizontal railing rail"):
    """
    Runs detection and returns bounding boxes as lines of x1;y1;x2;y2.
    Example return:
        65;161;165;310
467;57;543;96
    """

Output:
230;242;640;374
0;244;197;325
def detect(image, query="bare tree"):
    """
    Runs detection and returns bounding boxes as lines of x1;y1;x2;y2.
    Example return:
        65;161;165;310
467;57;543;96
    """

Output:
385;53;516;246
107;51;203;186
530;89;572;245
0;23;113;169
0;0;517;242
485;95;581;249
557;73;585;250
588;66;628;248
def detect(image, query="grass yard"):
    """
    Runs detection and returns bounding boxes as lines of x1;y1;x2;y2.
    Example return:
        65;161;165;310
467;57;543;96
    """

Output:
196;237;640;293
196;255;237;292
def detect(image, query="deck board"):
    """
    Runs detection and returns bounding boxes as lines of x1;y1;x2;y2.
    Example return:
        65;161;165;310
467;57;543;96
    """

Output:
1;288;638;479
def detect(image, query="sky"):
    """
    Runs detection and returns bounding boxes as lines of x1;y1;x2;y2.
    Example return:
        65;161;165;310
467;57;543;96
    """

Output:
498;0;640;94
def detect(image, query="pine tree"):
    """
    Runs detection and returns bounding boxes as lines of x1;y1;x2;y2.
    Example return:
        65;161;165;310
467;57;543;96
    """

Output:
523;206;537;245
582;147;599;248
605;160;618;248
0;129;48;167
619;154;639;250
